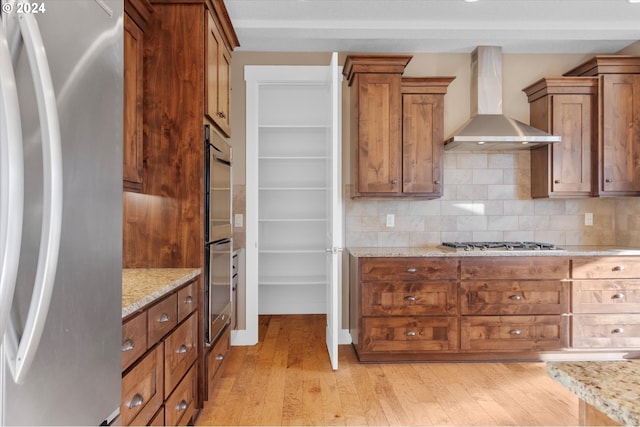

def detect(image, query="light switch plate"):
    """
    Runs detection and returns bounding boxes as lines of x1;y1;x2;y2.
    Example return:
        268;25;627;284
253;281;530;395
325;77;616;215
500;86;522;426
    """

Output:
234;213;244;228
585;212;593;226
386;214;395;228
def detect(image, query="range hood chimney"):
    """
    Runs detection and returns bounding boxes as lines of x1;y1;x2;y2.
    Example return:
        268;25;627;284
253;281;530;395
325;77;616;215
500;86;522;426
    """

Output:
444;46;560;150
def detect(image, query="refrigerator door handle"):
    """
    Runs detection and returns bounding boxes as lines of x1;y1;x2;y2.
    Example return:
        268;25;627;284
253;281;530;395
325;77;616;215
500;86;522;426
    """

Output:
0;11;25;341
4;9;63;384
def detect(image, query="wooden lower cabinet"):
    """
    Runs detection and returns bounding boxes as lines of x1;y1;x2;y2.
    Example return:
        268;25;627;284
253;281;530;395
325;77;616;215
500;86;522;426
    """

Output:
121;279;199;426
206;325;231;399
572;315;640;348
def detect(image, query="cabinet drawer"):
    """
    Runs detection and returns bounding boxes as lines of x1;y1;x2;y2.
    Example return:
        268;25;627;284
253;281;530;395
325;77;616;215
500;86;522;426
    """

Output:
572;314;640;348
362;281;457;316
164;312;198;394
207;325;230;399
165;364;196;426
361;317;458;353
572;280;640;313
360;258;457;281
461;281;569;315
177;281;197;322
122;311;147;371
149;407;164;426
460;315;568;351
121;343;164;426
148;293;177;345
572;257;640;279
461;257;569;280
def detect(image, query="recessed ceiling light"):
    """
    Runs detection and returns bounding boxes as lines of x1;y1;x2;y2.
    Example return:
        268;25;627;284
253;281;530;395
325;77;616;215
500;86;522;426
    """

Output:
628;0;640;3
464;0;480;2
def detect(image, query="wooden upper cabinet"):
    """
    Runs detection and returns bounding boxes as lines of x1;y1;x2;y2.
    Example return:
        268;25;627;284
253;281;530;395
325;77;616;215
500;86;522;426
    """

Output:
344;55;452;198
206;10;232;137
401;78;454;197
523;77;597;198
123;0;153;192
564;56;640;196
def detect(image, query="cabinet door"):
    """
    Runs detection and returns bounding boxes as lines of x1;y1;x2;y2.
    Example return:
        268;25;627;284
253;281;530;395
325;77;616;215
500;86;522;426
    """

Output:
123;13;144;191
601;73;640;194
402;93;443;195
550;94;593;194
206;11;231;137
355;73;402;194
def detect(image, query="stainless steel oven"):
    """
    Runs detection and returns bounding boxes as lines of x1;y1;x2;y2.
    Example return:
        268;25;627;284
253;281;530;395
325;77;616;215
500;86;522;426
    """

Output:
204;124;233;344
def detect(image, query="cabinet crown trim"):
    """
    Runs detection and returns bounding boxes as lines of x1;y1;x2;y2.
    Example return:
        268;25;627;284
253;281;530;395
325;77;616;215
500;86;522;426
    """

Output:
343;55;412;86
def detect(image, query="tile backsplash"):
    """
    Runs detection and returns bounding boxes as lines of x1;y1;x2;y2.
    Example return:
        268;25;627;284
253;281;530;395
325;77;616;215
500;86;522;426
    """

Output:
345;151;640;248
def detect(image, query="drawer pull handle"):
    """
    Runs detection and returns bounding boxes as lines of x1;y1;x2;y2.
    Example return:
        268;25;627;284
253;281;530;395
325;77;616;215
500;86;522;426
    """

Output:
510;329;522;336
176;344;188;354
158;313;170;323
612;265;625;272
611;328;625;334
177;400;188;411
509;294;523;301
184;295;193;304
128;393;144;409
611;293;626;300
121;339;135;352
391;179;398;184
405;330;417;337
404;295;417;302
407;268;417;273
215;353;225;361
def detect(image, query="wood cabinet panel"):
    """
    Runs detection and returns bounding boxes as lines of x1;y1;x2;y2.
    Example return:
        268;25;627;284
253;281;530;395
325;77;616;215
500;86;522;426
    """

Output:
460;257;569;280
460;315;568;351
360;257;458;281
206;325;230;399
362;281;458;316
361;317;459;353
177;281;197;322
572;257;640;279
121;343;164;426
164;312;198;394
461;281;569;315
572;280;640;313
122;311;148;371
572;314;640;348
147;293;177;344
206;10;231;137
149;408;164;426
165;365;197;426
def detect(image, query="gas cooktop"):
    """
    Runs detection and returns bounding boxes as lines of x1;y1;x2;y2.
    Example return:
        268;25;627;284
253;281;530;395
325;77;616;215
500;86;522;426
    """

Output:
440;241;563;252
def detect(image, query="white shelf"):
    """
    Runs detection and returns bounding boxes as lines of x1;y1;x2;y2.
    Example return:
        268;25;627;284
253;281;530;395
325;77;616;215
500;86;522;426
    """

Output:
259;275;327;286
259;156;328;160
259;218;326;222
259;249;325;254
258;124;330;129
259;187;327;191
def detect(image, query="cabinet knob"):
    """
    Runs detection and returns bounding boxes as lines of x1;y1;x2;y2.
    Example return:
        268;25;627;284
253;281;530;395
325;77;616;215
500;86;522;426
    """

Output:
215;353;225;361
391;179;398;184
128;393;144;409
121;339;135;352
176;344;188;354
434;180;440;185
612;265;625;272
611;293;626;300
217;111;227;119
554;180;560;184
509;329;522;336
158;313;171;323
177;400;188;411
611;327;625;334
405;330;417;337
406;268;417;273
184;295;193;304
605;178;612;183
404;295;417;302
508;294;523;301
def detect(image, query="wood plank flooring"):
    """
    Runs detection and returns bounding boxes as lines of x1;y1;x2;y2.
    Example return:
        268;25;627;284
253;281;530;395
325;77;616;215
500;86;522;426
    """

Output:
196;314;579;426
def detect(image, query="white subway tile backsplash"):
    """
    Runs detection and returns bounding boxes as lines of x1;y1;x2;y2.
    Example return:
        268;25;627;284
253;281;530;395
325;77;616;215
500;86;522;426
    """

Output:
344;152;626;248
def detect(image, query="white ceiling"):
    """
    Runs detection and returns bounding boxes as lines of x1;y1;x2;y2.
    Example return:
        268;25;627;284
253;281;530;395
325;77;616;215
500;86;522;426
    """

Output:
225;0;640;54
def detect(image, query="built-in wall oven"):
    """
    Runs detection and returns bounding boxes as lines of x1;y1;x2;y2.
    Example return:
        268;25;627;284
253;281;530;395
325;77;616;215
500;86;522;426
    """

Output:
204;124;232;344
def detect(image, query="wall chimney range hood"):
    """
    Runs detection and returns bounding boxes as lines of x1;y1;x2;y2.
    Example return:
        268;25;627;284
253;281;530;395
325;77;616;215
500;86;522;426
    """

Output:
444;46;561;150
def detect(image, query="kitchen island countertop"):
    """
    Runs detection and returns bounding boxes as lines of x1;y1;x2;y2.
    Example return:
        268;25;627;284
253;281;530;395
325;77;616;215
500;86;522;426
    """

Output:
122;268;200;318
348;246;640;258
547;361;640;426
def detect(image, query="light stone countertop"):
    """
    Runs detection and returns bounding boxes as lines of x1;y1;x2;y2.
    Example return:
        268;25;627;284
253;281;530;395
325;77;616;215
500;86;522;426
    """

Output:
348;245;640;258
547;361;640;426
122;268;201;318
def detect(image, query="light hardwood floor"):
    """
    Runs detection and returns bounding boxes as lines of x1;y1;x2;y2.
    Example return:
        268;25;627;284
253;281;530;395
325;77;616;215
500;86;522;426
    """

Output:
196;314;579;426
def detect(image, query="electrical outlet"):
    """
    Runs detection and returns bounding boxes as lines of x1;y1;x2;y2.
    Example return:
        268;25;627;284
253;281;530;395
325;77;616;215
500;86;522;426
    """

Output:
585;212;593;226
386;214;395;228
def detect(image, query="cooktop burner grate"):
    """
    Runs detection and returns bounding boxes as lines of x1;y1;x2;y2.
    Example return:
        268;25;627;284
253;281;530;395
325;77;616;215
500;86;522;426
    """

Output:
440;241;563;251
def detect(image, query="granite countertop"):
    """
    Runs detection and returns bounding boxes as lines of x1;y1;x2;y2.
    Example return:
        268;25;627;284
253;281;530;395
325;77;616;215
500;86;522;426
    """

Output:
547;361;640;426
348;245;640;258
122;268;201;318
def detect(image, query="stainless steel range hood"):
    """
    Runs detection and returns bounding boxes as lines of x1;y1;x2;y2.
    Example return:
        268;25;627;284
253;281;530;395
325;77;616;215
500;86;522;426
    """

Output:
444;46;561;151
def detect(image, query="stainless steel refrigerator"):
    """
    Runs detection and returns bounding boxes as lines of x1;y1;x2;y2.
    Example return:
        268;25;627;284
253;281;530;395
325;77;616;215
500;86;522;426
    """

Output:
0;0;122;425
